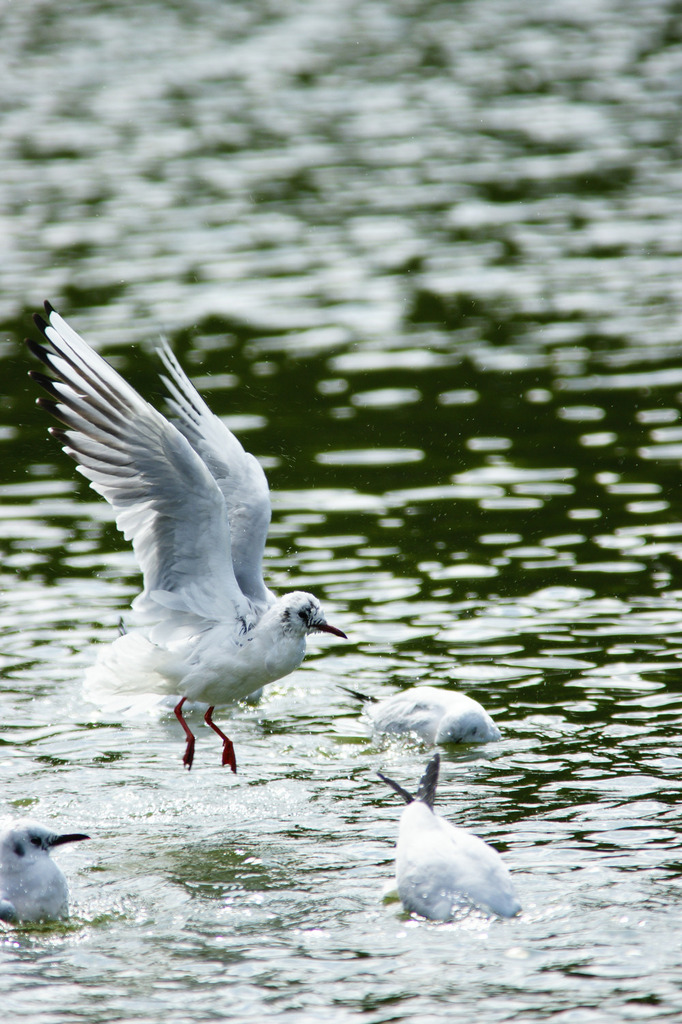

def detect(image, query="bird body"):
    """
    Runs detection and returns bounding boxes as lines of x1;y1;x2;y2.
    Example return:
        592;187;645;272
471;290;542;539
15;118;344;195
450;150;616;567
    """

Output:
28;303;346;769
379;755;520;920
89;590;328;706
0;822;89;923
365;686;501;744
394;799;520;919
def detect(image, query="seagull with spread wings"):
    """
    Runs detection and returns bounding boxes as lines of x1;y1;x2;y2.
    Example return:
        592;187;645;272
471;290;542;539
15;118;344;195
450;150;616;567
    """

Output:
28;302;347;771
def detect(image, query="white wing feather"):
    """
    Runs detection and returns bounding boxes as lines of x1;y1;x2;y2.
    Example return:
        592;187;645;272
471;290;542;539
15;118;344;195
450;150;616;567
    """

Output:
156;341;273;612
32;306;253;627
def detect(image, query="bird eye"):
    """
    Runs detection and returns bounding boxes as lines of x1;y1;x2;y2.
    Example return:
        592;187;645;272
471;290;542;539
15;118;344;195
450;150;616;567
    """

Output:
298;610;308;623
29;836;42;848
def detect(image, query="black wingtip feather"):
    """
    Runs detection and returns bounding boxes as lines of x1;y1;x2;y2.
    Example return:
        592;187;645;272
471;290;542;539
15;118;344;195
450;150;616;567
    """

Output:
44;299;55;316
377;770;414;805
26;337;50;364
29;370;60;396
340;686;377;704
36;397;76;428
49;427;69;446
33;312;48;333
36;397;58;413
416;753;440;809
377;754;441;809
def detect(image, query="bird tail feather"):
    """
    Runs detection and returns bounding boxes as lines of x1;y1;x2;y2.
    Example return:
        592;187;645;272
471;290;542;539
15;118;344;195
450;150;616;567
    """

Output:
83;632;182;697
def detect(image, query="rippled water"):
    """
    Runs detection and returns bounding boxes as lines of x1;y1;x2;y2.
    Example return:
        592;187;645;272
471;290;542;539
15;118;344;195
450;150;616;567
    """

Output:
2;0;682;1020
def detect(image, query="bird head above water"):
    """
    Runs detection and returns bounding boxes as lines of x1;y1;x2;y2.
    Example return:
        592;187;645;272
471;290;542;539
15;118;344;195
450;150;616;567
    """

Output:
280;591;347;640
0;822;90;870
0;821;90;924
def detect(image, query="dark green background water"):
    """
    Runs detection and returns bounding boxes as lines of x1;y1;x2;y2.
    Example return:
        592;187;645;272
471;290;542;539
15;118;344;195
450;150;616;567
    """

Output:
2;1;682;1020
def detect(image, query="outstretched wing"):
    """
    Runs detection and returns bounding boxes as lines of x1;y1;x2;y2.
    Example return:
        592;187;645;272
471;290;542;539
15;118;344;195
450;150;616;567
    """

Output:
156;341;273;612
27;302;253;627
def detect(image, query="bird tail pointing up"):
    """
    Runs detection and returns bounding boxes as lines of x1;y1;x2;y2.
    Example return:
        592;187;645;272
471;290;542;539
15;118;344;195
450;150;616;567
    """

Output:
416;753;439;809
377;752;440;808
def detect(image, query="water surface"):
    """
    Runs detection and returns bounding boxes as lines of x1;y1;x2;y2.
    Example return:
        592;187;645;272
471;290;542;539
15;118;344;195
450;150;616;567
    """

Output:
2;1;682;1021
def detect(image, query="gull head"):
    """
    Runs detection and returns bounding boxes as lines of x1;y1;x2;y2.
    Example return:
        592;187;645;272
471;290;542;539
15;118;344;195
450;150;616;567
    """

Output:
281;592;347;639
0;821;90;871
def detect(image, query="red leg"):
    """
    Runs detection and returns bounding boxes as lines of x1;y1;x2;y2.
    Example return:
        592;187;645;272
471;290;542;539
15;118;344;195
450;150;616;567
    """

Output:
204;706;237;773
174;697;195;770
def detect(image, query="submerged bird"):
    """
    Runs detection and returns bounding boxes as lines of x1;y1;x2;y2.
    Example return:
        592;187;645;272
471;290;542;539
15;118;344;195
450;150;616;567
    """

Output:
348;684;501;745
28;302;347;771
0;821;89;923
378;754;520;920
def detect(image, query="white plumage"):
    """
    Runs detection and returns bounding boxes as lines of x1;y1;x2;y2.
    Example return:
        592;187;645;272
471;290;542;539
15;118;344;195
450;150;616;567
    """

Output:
360;685;500;744
378;754;520;920
0;822;89;923
28;302;346;770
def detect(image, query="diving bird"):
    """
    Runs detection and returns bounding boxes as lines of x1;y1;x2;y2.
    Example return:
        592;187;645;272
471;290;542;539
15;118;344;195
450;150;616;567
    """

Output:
348;685;501;744
0;821;89;923
27;302;347;771
378;754;520;919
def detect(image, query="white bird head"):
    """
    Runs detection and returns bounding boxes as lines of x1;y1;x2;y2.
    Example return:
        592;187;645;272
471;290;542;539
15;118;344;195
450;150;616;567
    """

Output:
377;753;440;810
281;592;347;639
0;821;90;871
